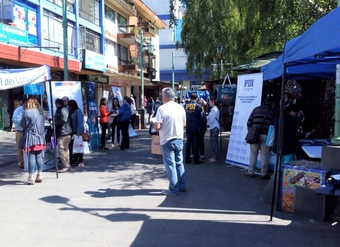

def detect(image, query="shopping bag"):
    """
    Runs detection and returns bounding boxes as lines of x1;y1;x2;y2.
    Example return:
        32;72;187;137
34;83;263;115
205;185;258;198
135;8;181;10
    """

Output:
265;125;275;147
83;141;90;154
72;136;84;154
217;74;236;104
128;124;137;138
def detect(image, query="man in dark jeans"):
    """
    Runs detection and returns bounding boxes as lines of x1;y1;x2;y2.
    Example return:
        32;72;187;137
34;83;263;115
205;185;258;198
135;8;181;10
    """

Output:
185;93;205;165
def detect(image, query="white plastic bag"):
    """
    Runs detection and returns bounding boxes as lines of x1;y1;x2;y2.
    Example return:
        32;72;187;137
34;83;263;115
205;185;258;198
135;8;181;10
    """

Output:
73;136;84;154
83;141;90;154
128;124;137;138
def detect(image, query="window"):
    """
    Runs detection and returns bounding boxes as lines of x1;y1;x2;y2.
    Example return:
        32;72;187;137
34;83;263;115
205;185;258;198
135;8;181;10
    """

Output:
43;10;76;55
0;0;13;24
79;26;100;53
105;6;115;23
105;39;116;56
79;0;99;25
47;0;75;12
117;14;127;33
118;44;128;65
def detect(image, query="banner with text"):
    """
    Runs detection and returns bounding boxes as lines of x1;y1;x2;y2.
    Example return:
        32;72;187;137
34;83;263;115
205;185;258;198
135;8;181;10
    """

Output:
86;82;100;151
226;73;263;168
0;65;51;90
46;81;82;118
112;86;123;106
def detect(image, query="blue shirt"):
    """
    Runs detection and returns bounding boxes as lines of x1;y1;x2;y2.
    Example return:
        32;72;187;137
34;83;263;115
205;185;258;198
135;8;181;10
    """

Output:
12;106;25;131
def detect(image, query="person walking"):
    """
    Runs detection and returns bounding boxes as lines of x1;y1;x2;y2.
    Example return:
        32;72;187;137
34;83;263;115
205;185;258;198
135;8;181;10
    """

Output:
12;96;27;169
130;94;137;129
110;98;121;148
68;100;85;167
99;98;111;150
54;98;73;173
207;97;220;162
245;97;276;179
118;96;132;151
146;97;154;123
154;87;186;196
20;97;46;185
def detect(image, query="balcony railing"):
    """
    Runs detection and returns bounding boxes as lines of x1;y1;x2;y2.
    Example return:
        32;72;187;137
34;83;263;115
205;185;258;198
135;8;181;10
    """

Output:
115;0;137;16
117;25;141;45
137;22;156;37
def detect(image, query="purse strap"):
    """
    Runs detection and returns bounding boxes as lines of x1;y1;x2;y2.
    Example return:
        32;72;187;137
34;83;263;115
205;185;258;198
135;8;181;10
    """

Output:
259;108;270;127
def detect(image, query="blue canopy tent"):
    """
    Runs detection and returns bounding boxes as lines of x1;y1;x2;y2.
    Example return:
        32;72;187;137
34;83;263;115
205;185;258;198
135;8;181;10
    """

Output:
261;7;340;220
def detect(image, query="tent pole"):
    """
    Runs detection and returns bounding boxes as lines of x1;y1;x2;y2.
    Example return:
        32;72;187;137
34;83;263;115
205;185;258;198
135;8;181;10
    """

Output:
47;80;58;178
269;63;287;221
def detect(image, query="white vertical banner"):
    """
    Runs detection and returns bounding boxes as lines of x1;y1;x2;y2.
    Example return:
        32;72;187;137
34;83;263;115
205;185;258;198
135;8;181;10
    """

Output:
46;81;83;118
226;73;263;168
111;86;123;105
103;90;109;99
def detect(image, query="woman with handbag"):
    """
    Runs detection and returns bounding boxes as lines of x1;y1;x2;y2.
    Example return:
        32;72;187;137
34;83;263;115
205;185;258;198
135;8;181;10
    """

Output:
110;98;121;148
207;97;220;162
118;96;132;151
20;97;46;185
68;100;85;167
99;98;111;150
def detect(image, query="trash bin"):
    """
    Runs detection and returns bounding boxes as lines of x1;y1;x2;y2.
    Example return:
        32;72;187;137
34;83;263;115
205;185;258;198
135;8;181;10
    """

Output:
0;98;3;131
137;108;146;129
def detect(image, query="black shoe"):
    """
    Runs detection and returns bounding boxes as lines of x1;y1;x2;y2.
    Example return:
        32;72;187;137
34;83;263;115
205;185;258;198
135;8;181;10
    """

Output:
100;146;109;150
179;188;186;192
120;148;125;151
185;160;191;164
58;167;70;173
261;174;270;179
194;161;203;165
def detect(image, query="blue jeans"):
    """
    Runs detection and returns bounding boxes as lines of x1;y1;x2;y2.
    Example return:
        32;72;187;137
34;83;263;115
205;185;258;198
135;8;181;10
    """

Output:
28;151;43;174
161;138;186;194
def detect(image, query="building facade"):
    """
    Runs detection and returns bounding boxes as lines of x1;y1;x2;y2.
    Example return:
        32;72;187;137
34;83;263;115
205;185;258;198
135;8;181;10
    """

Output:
0;0;165;129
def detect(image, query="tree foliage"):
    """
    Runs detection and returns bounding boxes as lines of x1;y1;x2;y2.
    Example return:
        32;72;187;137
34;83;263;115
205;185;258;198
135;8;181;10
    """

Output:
170;0;338;79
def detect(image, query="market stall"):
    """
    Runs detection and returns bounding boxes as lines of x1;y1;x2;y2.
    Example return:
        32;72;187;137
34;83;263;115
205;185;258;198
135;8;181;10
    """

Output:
261;6;340;220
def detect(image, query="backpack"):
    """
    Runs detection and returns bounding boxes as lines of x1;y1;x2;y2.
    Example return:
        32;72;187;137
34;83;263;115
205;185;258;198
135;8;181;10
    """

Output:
218;104;232;132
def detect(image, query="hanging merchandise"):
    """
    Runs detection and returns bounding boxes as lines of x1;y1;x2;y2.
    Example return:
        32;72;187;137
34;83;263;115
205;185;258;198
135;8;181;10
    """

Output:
217;74;237;104
285;80;302;99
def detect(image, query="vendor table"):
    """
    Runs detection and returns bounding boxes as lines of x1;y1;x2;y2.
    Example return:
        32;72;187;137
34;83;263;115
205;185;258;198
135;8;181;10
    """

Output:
301;146;322;159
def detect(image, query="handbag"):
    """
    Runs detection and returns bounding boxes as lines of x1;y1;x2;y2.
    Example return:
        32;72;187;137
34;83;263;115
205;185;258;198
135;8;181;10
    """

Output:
19;133;27;149
81;132;90;141
245;126;260;144
245;109;270;144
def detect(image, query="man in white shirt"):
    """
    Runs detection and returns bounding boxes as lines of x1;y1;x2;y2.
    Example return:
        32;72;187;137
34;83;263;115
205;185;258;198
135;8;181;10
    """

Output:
12;96;27;168
154;87;186;196
130;94;137;129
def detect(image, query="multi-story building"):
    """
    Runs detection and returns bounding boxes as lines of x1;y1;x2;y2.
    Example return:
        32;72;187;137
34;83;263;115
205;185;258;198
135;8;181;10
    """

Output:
0;0;166;130
142;0;209;98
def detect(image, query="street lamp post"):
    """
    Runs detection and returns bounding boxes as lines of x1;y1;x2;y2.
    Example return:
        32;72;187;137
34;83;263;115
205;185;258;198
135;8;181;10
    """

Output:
140;31;144;110
172;51;174;90
62;0;68;81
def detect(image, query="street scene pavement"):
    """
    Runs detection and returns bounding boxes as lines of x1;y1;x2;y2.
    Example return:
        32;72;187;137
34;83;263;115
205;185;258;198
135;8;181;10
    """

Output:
0;130;339;247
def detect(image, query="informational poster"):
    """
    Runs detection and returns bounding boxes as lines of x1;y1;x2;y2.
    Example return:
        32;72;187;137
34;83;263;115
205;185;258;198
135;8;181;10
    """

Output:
112;86;123;105
27;9;37;36
103;90;109;100
86;82;100;151
45;81;83;118
225;73;263;168
13;4;26;31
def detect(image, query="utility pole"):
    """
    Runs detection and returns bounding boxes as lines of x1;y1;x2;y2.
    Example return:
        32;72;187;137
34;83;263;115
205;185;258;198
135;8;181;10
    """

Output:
220;59;223;79
62;0;68;80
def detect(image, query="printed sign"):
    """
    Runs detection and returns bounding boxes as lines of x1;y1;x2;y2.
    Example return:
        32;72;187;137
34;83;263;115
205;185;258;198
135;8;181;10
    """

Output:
0;23;28;46
225;73;263;168
83;50;106;72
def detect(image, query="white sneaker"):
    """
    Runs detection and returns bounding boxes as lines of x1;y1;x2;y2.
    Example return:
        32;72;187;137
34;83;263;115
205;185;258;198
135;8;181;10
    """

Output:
200;155;205;159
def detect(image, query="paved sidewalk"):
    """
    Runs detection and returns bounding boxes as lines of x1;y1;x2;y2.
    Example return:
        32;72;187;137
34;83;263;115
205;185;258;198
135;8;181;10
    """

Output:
0;130;339;246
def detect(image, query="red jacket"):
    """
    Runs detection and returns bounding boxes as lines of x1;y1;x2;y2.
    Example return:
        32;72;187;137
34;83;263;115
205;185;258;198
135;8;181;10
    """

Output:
100;105;110;123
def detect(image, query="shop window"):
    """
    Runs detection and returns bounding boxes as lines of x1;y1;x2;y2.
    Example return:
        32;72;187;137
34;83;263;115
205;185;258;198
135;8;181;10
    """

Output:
117;13;127;33
105;6;115;23
118;44;128;65
79;0;99;26
42;10;76;55
79;26;100;53
0;0;13;24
